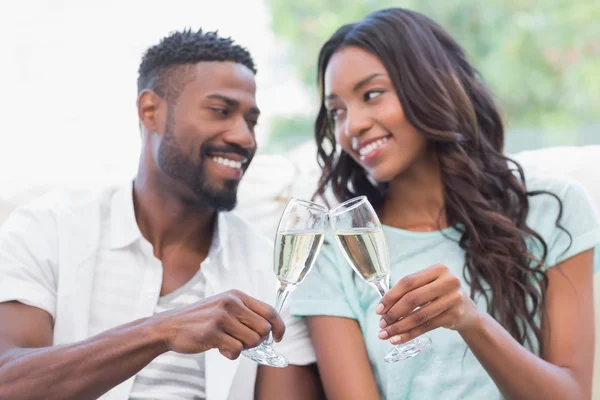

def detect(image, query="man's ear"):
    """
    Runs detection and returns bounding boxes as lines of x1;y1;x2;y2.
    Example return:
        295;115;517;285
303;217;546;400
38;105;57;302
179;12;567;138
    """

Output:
137;89;166;135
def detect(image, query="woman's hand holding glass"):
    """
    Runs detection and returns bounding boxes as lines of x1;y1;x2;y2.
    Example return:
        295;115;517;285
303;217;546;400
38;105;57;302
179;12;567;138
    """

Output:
376;264;481;344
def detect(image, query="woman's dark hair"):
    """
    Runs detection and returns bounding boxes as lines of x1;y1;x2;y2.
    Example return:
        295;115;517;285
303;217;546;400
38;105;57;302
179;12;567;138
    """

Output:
314;8;568;353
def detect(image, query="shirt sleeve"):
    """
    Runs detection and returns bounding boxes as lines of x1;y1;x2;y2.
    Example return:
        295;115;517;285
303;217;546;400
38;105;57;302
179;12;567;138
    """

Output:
0;203;59;318
290;236;358;319
528;178;600;271
273;305;317;366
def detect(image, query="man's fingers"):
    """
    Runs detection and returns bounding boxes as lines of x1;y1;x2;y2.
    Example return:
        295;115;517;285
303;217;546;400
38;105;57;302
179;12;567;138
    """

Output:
223;317;265;350
239;294;286;342
236;310;272;342
215;333;244;360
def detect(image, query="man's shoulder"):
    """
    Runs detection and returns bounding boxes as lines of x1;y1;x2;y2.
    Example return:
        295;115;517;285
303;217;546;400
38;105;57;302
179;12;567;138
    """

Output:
22;183;121;212
6;183;125;230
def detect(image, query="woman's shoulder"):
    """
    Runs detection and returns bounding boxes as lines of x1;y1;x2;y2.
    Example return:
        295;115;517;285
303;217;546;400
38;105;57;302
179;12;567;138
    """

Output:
523;169;593;216
522;171;600;266
523;171;595;216
523;172;583;197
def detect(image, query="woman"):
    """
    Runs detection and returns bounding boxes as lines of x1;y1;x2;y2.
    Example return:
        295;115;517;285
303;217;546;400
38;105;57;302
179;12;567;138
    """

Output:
290;8;599;400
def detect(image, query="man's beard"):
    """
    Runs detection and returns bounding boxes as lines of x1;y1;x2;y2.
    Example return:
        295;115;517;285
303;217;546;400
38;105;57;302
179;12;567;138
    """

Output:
156;115;244;211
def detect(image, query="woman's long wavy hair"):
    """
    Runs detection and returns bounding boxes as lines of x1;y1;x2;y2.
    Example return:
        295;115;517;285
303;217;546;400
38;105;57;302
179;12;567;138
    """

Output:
314;8;568;353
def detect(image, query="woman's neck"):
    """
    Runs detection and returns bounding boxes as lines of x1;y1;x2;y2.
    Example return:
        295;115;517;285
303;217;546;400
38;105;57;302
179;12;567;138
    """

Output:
379;151;447;232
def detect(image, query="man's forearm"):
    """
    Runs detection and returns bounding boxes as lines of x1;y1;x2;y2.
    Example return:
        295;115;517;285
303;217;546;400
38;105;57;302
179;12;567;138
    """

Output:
0;317;167;400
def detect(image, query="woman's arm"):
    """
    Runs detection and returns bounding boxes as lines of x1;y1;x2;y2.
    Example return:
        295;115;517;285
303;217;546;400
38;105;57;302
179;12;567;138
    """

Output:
461;249;595;399
305;316;381;400
255;364;326;400
377;249;595;400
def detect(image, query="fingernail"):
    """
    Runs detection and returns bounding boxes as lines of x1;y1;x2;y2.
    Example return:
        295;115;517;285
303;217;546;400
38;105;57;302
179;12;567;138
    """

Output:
379;318;387;328
390;335;402;344
375;303;384;314
378;330;389;339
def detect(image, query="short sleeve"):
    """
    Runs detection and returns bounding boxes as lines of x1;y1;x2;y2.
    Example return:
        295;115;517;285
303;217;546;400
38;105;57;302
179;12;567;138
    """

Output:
290;236;358;319
0;204;59;318
273;305;316;366
528;178;600;271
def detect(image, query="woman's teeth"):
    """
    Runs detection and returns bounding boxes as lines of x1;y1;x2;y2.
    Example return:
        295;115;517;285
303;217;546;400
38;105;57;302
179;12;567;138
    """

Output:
212;156;243;169
359;137;389;157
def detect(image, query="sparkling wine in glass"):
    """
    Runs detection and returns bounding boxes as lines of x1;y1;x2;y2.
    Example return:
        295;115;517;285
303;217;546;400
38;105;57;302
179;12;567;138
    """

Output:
330;196;432;362
242;198;327;367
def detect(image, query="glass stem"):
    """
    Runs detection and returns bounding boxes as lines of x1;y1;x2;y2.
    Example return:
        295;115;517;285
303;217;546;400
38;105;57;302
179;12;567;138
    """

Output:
372;277;390;298
264;284;291;347
372;276;409;351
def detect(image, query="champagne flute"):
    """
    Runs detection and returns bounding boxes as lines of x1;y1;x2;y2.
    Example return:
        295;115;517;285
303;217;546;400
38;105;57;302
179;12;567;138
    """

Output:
242;197;328;368
329;196;432;362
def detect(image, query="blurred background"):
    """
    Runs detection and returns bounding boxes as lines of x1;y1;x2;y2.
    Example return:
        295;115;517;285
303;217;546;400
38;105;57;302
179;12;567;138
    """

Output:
0;0;598;193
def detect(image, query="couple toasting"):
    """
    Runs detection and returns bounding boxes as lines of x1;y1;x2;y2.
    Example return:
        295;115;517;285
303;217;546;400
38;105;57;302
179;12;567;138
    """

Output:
0;7;598;400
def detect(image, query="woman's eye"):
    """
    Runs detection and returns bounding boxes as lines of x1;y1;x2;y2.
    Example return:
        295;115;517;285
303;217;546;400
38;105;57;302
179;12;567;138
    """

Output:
329;109;342;120
365;90;383;101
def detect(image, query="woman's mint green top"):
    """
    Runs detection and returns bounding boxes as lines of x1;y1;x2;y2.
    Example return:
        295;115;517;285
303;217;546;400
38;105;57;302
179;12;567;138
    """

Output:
291;175;600;399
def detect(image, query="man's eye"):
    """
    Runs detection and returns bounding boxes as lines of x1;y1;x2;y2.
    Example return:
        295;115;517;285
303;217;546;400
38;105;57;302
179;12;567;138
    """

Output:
211;108;229;116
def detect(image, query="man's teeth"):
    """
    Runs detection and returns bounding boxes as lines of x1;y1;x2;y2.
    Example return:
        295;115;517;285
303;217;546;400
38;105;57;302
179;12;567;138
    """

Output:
212;157;243;169
359;137;389;156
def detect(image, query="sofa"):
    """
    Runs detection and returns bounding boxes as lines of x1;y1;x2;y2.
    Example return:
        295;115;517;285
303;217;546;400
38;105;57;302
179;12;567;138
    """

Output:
1;144;599;398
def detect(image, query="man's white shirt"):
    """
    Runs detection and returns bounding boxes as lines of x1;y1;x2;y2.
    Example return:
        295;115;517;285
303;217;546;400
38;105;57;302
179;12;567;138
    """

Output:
0;181;315;400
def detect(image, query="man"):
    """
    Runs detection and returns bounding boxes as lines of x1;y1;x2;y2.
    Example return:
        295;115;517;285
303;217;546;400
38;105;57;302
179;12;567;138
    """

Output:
0;29;322;400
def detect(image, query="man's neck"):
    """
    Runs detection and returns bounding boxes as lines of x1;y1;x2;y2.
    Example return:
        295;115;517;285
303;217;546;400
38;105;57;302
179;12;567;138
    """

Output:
380;150;447;231
132;171;215;260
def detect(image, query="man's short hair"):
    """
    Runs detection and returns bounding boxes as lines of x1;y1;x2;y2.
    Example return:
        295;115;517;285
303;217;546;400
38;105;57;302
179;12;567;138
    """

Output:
137;29;256;102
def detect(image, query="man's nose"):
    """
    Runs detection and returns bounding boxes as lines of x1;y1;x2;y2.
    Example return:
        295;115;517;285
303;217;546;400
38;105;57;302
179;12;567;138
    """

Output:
223;117;256;150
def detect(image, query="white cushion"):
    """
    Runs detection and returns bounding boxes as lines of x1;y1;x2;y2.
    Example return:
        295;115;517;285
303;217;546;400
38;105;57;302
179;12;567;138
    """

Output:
513;145;600;212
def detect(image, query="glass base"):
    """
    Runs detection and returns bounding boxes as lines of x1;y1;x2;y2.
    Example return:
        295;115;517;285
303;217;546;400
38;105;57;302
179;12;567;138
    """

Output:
384;335;432;363
241;343;289;368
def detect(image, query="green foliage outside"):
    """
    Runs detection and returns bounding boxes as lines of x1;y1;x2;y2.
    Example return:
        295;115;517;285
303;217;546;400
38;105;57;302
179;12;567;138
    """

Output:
263;0;599;154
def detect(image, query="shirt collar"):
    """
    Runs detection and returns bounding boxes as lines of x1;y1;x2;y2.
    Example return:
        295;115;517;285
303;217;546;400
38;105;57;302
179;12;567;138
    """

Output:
212;213;229;269
110;180;141;249
109;180;229;269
